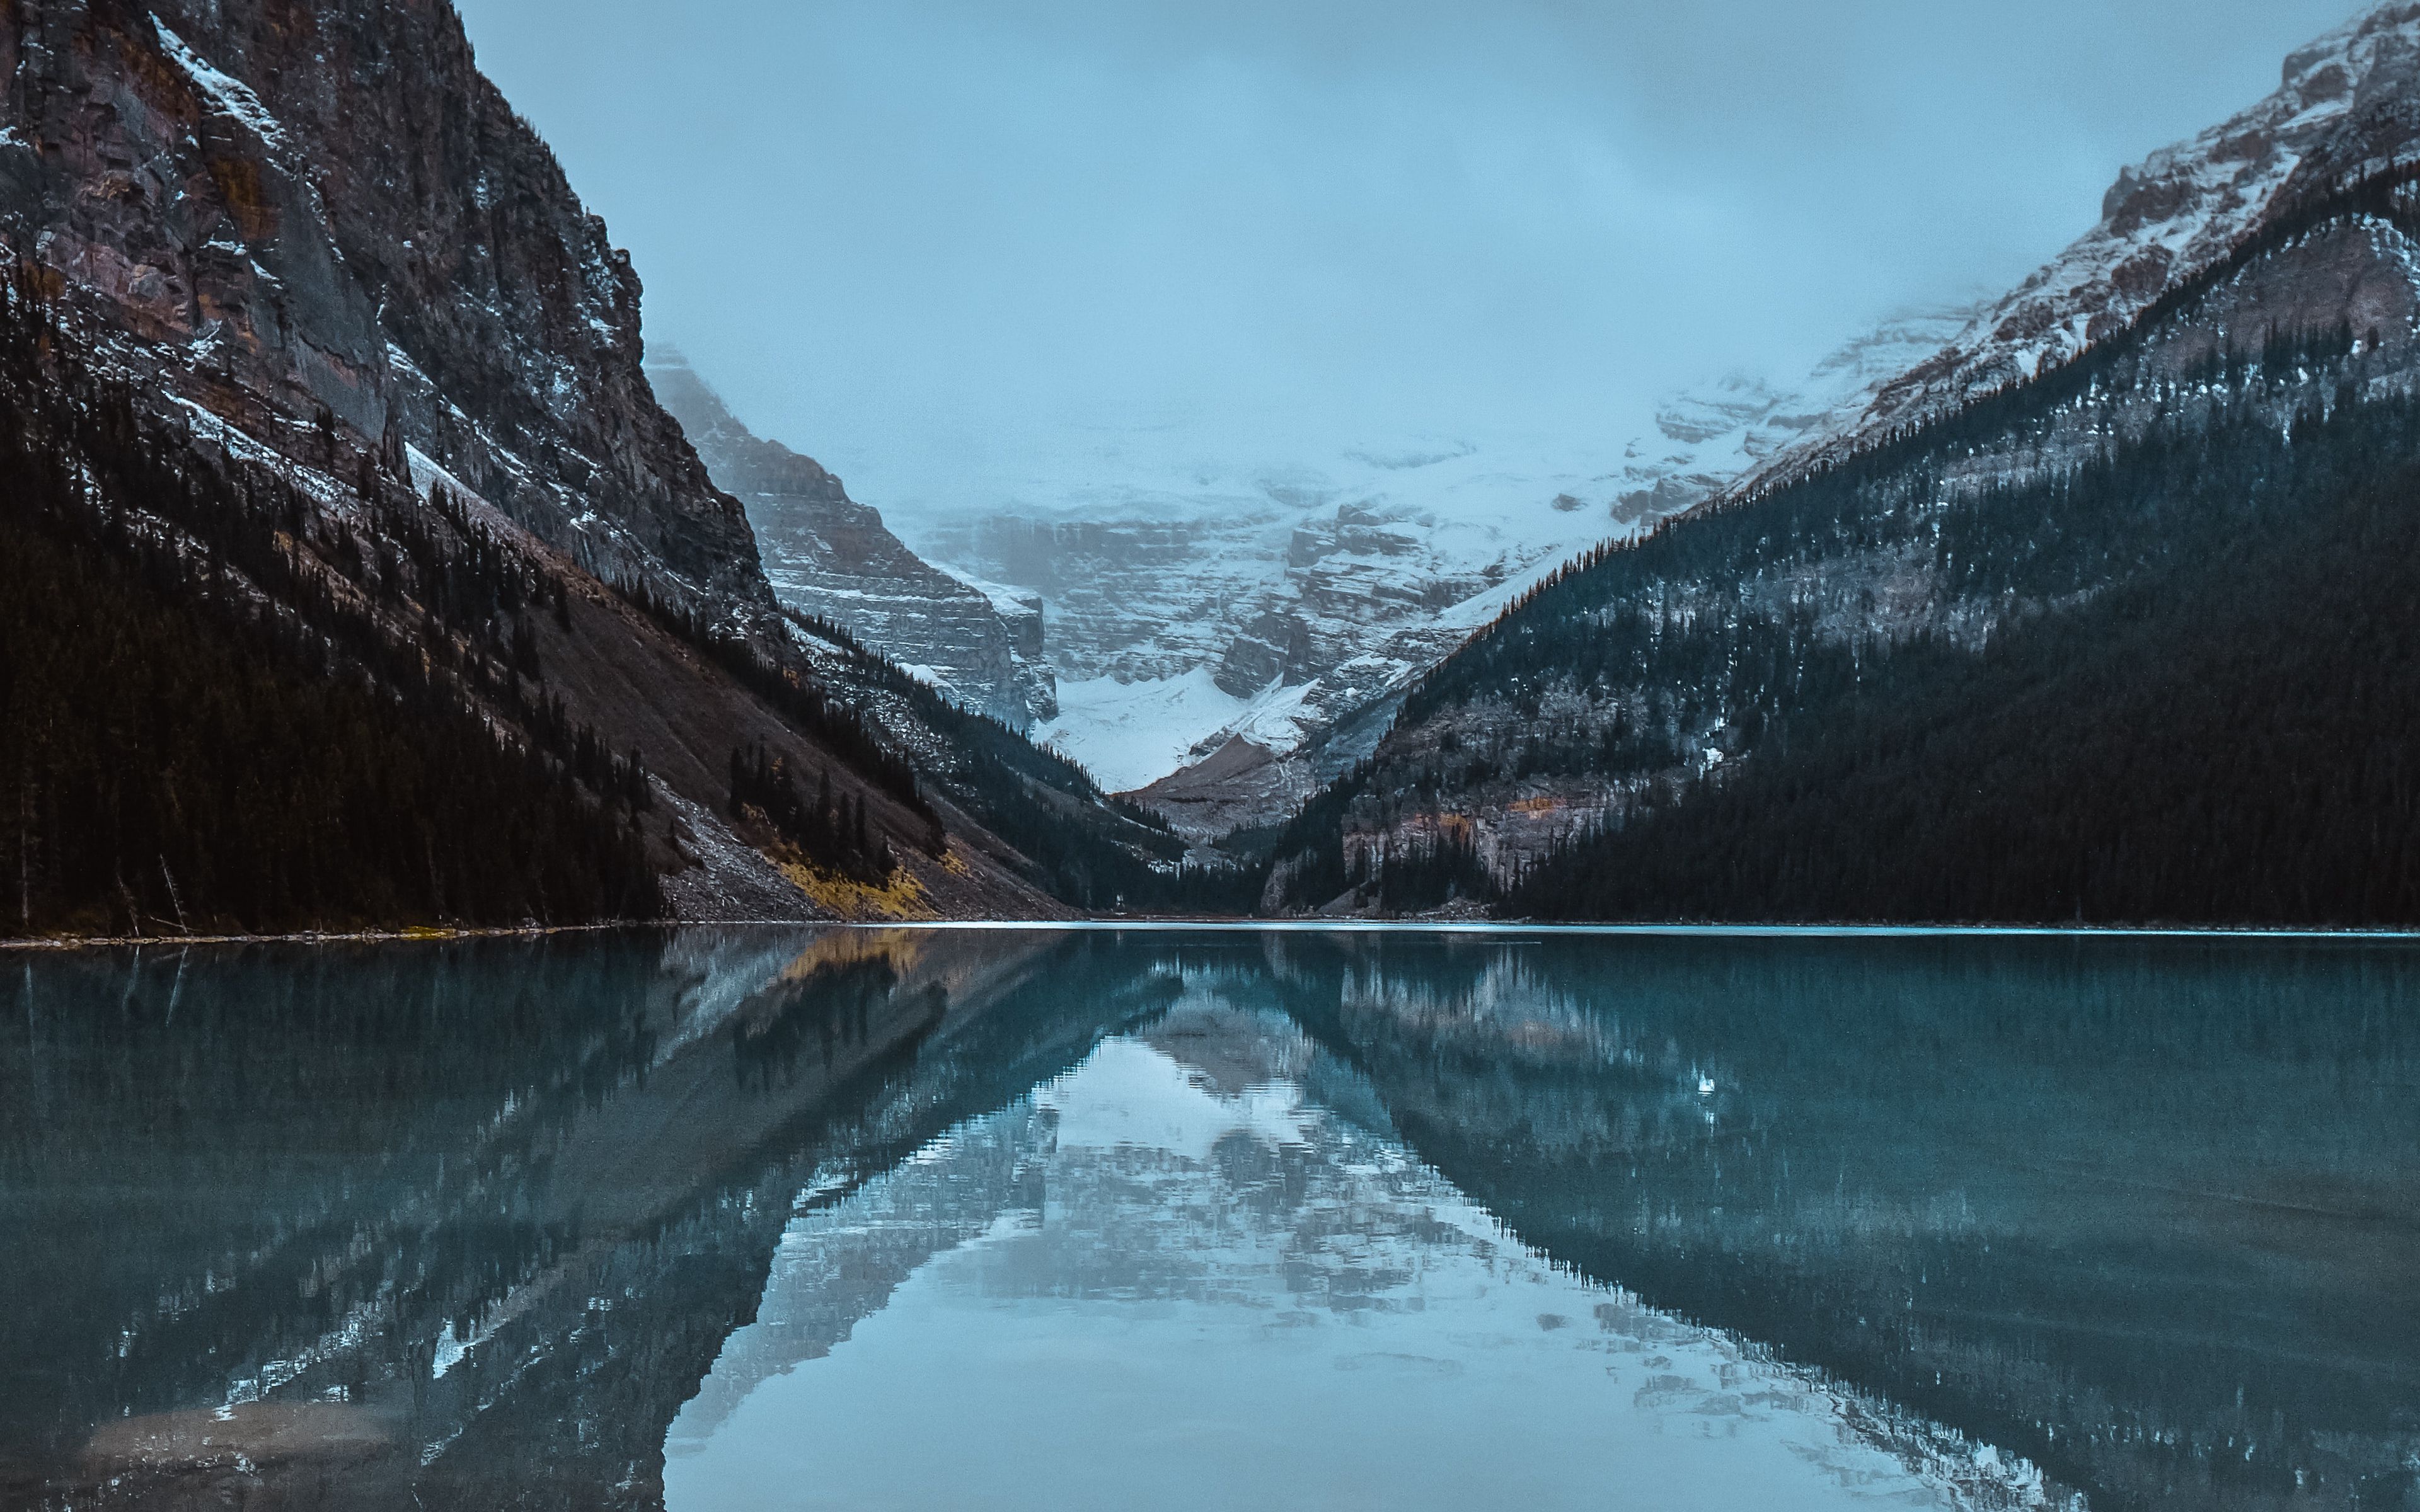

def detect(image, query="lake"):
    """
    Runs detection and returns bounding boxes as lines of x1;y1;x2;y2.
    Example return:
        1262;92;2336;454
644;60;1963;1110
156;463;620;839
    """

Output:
2;928;2414;1511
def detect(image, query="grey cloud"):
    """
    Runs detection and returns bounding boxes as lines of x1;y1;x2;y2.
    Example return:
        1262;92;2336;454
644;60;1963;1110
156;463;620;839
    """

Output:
454;0;2358;517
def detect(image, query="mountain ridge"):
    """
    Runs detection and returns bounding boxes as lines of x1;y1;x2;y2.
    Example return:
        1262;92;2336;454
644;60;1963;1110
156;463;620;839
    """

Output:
1245;0;2420;924
645;347;1056;733
1712;0;2420;507
0;0;1177;929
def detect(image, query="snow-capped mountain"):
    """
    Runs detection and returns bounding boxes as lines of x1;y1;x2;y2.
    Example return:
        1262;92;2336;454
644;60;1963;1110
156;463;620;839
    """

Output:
1611;308;1981;525
860;305;1971;833
1021;0;2420;835
1726;0;2420;503
1249;1;2420;916
913;440;1618;797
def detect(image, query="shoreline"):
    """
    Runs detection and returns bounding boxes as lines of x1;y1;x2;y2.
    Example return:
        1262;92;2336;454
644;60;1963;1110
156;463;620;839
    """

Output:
9;917;2420;951
0;920;727;953
848;919;2420;941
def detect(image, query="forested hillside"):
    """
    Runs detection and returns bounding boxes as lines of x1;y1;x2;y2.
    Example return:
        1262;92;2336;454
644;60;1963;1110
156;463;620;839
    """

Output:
1513;396;2420;924
1255;170;2420;925
0;280;660;936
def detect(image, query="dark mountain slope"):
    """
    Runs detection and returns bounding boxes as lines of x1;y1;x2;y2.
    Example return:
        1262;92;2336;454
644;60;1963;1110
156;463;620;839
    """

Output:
0;273;1063;931
0;0;1201;928
1514;395;2420;924
0;428;661;936
1260;169;2420;922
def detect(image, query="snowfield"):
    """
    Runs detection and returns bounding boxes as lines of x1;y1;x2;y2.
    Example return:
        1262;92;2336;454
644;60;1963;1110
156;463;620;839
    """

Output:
882;309;1976;794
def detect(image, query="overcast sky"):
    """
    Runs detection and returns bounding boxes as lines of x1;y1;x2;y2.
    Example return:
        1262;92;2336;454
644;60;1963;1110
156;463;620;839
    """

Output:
455;0;2358;520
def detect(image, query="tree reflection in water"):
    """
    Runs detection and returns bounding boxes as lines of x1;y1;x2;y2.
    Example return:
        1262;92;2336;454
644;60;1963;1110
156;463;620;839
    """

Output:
1;929;2412;1511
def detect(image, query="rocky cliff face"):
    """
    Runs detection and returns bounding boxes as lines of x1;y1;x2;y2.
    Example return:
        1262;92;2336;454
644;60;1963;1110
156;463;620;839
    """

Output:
646;348;1055;731
0;0;763;611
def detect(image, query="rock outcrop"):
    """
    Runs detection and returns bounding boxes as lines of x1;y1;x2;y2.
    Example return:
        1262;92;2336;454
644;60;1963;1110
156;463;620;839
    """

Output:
646;348;1054;730
0;0;763;611
0;0;1090;923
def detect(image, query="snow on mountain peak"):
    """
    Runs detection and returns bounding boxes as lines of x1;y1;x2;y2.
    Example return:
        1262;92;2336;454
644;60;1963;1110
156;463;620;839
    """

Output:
1609;305;1981;528
1722;1;2420;504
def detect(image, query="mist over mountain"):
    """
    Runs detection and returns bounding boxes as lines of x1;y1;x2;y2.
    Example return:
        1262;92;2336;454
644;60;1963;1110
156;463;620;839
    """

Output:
446;0;2367;813
454;0;2356;489
1252;1;2420;924
8;0;2419;936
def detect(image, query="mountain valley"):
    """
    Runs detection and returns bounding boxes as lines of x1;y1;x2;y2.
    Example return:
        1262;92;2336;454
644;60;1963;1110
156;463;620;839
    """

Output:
6;0;2420;932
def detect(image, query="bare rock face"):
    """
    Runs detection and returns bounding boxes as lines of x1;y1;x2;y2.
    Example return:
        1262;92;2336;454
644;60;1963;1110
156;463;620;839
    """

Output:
645;349;1056;731
925;490;1548;799
0;0;764;612
1129;735;1320;845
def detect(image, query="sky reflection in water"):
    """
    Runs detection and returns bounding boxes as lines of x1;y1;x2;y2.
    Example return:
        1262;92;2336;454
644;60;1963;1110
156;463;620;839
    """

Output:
2;929;2413;1511
671;1009;2050;1511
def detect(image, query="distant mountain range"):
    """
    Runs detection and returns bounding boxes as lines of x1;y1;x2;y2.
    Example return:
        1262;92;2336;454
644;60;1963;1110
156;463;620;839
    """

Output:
717;296;1982;825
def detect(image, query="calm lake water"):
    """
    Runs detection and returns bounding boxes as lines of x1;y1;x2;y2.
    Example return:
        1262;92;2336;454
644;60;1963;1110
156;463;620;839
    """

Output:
2;928;2414;1511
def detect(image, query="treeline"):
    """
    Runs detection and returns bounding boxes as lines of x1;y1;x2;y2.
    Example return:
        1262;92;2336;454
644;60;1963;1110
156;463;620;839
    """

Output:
611;576;938;834
331;484;657;821
780;612;1261;914
1361;831;1497;914
1511;391;2420;925
0;274;662;935
727;745;892;883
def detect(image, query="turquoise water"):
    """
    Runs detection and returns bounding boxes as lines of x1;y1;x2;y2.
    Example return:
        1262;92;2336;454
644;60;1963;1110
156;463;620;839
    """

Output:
3;929;2414;1509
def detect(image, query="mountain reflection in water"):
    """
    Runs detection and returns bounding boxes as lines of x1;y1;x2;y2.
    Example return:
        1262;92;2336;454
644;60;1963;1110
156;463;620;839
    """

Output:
1;929;2413;1511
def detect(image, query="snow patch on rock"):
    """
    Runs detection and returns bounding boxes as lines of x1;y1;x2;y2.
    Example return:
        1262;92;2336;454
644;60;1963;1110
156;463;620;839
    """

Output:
153;20;292;156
